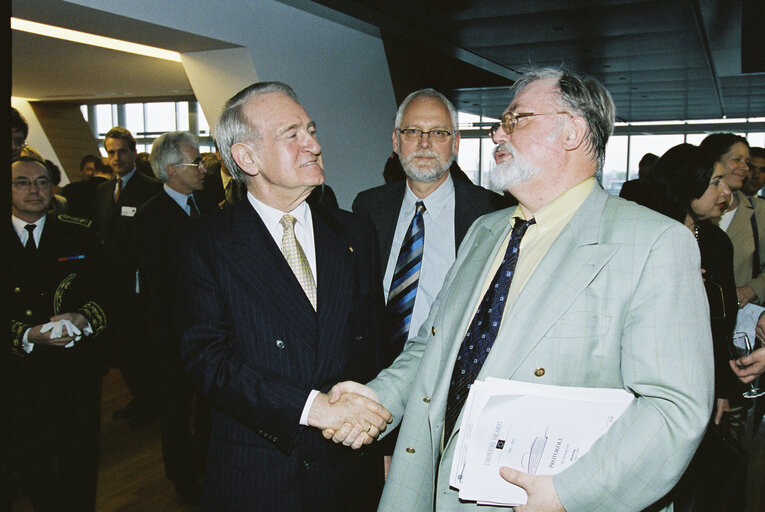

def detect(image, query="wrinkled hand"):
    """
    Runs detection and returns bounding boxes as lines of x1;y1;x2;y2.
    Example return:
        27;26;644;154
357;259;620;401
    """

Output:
736;286;757;308
499;467;565;512
321;381;387;446
730;346;765;384
50;312;88;331
27;323;76;347
714;398;731;425
308;390;391;450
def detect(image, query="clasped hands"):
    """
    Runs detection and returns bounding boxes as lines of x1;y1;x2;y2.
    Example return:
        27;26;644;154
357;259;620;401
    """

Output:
307;381;390;450
27;312;91;348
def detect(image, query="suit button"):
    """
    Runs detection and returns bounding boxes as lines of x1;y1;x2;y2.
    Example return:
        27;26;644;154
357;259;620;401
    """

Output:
275;339;286;349
405;447;415;454
355;335;364;343
14;286;21;293
431;326;437;336
25;309;33;317
534;367;545;377
303;461;310;470
422;397;430;403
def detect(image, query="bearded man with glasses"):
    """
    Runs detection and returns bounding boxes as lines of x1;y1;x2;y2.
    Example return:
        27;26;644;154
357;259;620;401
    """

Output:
329;68;713;512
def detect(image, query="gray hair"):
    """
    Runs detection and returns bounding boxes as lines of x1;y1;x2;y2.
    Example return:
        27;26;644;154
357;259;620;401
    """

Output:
213;81;298;182
511;67;615;171
149;131;199;182
394;88;459;133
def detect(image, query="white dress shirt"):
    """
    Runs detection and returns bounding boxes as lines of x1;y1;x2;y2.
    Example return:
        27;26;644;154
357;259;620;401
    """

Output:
383;173;456;341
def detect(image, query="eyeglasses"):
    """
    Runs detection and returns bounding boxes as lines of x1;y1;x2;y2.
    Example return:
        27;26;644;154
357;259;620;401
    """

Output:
498;111;570;136
175;158;206;170
397;128;454;143
13;177;51;191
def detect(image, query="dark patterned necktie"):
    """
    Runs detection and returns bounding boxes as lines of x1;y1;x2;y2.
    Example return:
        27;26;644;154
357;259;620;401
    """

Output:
387;201;426;352
444;217;536;439
24;224;37;253
187;196;200;218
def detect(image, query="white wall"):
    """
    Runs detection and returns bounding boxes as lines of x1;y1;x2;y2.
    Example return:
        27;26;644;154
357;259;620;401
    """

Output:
66;0;396;208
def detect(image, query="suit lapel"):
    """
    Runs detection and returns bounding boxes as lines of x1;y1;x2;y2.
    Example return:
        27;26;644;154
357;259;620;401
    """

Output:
379;183;406;261
431;188;621;438
311;205;355;379
480;187;620;380
227;202;318;345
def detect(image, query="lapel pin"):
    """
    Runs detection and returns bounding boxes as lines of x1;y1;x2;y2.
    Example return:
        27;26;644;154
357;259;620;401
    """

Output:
349;246;354;252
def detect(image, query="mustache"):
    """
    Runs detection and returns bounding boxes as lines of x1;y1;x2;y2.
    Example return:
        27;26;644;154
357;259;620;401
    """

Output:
494;142;515;157
404;149;441;163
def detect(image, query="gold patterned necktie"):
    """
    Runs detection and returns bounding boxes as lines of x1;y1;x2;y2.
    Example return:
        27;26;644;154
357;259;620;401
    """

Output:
114;177;123;203
279;214;317;310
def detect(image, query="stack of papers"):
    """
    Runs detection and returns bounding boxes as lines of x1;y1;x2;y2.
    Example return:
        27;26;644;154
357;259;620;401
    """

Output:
449;378;633;507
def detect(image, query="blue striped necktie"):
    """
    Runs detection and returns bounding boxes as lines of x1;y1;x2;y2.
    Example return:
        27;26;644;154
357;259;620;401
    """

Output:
444;217;536;439
387;201;426;352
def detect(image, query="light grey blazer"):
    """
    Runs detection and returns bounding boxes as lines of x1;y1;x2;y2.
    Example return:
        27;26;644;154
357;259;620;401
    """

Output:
369;185;714;512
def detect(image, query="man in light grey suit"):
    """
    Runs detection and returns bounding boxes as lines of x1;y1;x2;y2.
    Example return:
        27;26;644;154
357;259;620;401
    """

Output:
327;67;714;512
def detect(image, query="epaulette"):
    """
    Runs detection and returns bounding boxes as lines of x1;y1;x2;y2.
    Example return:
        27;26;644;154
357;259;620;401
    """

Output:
57;214;93;228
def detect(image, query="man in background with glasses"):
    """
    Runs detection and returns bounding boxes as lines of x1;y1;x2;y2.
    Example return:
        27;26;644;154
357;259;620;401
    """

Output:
353;89;511;366
133;131;217;505
329;68;713;512
352;89;511;473
5;156;108;510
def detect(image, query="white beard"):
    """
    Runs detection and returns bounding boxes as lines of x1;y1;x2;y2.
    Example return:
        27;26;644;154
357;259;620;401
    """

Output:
400;149;452;183
490;142;543;190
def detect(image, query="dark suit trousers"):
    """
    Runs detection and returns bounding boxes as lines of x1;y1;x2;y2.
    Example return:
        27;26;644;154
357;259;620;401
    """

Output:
5;359;102;512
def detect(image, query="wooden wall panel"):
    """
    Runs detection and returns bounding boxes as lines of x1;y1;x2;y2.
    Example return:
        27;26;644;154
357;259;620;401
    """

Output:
29;102;102;183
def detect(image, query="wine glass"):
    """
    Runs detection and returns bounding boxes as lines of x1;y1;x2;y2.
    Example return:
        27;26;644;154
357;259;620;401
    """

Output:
731;332;765;398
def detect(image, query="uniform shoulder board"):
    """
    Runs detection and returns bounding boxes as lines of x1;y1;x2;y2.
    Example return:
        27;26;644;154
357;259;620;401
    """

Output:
58;214;93;228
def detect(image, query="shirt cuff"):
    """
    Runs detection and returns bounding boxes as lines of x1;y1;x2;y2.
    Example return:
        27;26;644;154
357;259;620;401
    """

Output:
22;328;34;354
300;389;320;426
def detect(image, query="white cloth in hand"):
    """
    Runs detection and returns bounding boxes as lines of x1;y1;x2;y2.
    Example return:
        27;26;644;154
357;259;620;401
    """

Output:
39;319;93;348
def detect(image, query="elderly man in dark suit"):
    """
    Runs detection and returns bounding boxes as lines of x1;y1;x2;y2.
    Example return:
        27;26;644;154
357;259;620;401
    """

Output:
176;82;392;512
133;131;216;505
94;126;162;426
5;156;108;511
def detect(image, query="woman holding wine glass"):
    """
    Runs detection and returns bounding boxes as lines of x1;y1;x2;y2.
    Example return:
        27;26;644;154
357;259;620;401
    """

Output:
645;143;742;511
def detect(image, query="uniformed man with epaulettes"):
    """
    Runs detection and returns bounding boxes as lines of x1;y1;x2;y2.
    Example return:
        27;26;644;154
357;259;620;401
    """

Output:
4;156;108;511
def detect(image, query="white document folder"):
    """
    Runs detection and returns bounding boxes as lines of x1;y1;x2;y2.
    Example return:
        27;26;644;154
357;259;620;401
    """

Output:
449;378;634;507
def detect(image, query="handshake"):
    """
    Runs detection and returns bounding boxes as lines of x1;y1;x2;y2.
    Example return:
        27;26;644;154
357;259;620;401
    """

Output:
307;381;392;449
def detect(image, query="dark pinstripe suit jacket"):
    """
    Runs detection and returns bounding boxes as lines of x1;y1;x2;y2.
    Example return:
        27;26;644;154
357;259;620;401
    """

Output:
176;199;386;511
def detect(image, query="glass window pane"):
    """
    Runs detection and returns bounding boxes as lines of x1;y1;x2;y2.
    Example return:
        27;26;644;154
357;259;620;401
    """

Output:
176;101;189;131
198;106;210;136
458;138;480;184
458;112;481;129
480;138;496;189
95;104;114;136
628;134;684;177
124;103;145;134
145;102;176;134
603;135;628;195
685;133;707;145
747;133;765;148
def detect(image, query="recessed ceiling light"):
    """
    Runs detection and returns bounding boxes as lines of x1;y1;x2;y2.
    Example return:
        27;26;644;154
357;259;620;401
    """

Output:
11;17;182;62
